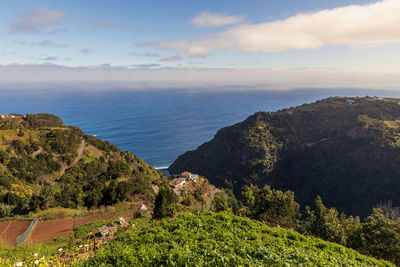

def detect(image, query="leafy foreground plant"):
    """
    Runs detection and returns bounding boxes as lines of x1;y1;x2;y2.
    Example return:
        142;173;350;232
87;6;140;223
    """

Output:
77;212;393;266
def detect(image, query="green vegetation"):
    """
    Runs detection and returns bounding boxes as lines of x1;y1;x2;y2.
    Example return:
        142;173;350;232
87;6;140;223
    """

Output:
241;184;300;229
153;187;178;219
74;219;115;239
211;189;239;214
77;212;393;266
25;113;64;128
236;184;400;265
0;241;60;266
170;97;400;218
0;114;166;218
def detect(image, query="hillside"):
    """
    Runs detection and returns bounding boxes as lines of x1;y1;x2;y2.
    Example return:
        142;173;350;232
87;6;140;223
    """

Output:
0;113;166;218
170;97;400;217
77;211;393;266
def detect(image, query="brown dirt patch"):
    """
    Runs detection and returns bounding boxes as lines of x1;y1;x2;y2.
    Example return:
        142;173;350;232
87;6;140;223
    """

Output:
0;220;31;245
27;218;74;244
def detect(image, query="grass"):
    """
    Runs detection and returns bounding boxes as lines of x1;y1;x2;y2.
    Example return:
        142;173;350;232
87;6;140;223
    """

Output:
0;129;17;137
0;241;59;266
76;212;394;266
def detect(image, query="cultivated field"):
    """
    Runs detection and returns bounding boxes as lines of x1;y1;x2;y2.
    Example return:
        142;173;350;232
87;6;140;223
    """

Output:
0;220;31;245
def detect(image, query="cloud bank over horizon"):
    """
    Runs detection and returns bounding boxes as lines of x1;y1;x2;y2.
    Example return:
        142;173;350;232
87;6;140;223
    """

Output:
1;0;399;91
0;63;399;91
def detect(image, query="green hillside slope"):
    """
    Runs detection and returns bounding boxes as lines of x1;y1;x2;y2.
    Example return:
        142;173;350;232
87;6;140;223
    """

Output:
0;113;165;217
78;211;393;266
170;97;400;217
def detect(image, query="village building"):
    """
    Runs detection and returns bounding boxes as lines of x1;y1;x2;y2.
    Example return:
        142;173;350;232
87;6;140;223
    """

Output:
170;178;186;189
181;171;199;180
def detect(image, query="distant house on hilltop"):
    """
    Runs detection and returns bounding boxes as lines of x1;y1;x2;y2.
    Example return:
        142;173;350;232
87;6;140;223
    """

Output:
0;114;16;119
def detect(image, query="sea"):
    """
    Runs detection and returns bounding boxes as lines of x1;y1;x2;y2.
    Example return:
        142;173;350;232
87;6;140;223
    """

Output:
1;88;400;168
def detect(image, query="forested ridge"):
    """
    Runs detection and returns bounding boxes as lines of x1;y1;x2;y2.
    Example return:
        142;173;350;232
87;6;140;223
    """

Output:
170;97;400;218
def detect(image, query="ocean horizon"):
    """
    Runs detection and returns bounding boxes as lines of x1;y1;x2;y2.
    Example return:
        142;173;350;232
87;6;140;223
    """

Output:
2;88;400;168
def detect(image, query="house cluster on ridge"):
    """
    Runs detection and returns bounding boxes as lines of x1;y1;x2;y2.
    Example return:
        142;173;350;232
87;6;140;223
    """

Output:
169;171;199;190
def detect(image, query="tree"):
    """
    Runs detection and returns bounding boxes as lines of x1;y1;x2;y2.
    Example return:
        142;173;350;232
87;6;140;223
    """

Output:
360;208;400;265
340;213;362;249
304;196;346;245
212;192;230;212
241;184;300;229
153;187;177;219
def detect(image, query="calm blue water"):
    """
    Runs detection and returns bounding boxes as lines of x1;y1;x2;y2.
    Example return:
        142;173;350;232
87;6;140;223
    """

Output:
1;88;400;167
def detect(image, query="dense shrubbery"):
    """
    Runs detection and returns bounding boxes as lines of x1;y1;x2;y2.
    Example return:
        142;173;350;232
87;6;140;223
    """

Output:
232;184;400;265
241;184;300;229
302;196;400;265
25;113;64;128
78;212;393;266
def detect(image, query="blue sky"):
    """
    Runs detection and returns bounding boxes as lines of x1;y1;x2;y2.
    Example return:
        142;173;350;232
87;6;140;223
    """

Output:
1;0;400;90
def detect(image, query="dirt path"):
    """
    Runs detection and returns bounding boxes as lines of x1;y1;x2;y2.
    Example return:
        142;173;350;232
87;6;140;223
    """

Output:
208;189;222;210
54;138;85;181
73;139;85;165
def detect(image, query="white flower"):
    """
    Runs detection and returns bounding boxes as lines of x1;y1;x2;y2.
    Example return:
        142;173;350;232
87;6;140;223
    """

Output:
84;244;88;247
78;245;83;248
33;253;38;257
34;260;39;265
58;248;63;252
13;262;23;267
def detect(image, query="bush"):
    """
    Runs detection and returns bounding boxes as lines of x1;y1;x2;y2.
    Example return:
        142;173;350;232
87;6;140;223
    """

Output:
153;187;177;219
241;184;300;228
359;209;400;265
0;203;14;217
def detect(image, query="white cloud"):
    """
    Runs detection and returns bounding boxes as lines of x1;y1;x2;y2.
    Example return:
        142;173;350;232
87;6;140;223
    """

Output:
10;8;67;33
0;64;399;91
157;0;400;59
192;12;244;28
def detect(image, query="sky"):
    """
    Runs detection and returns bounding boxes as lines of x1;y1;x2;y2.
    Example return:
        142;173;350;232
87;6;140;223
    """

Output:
1;0;400;90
